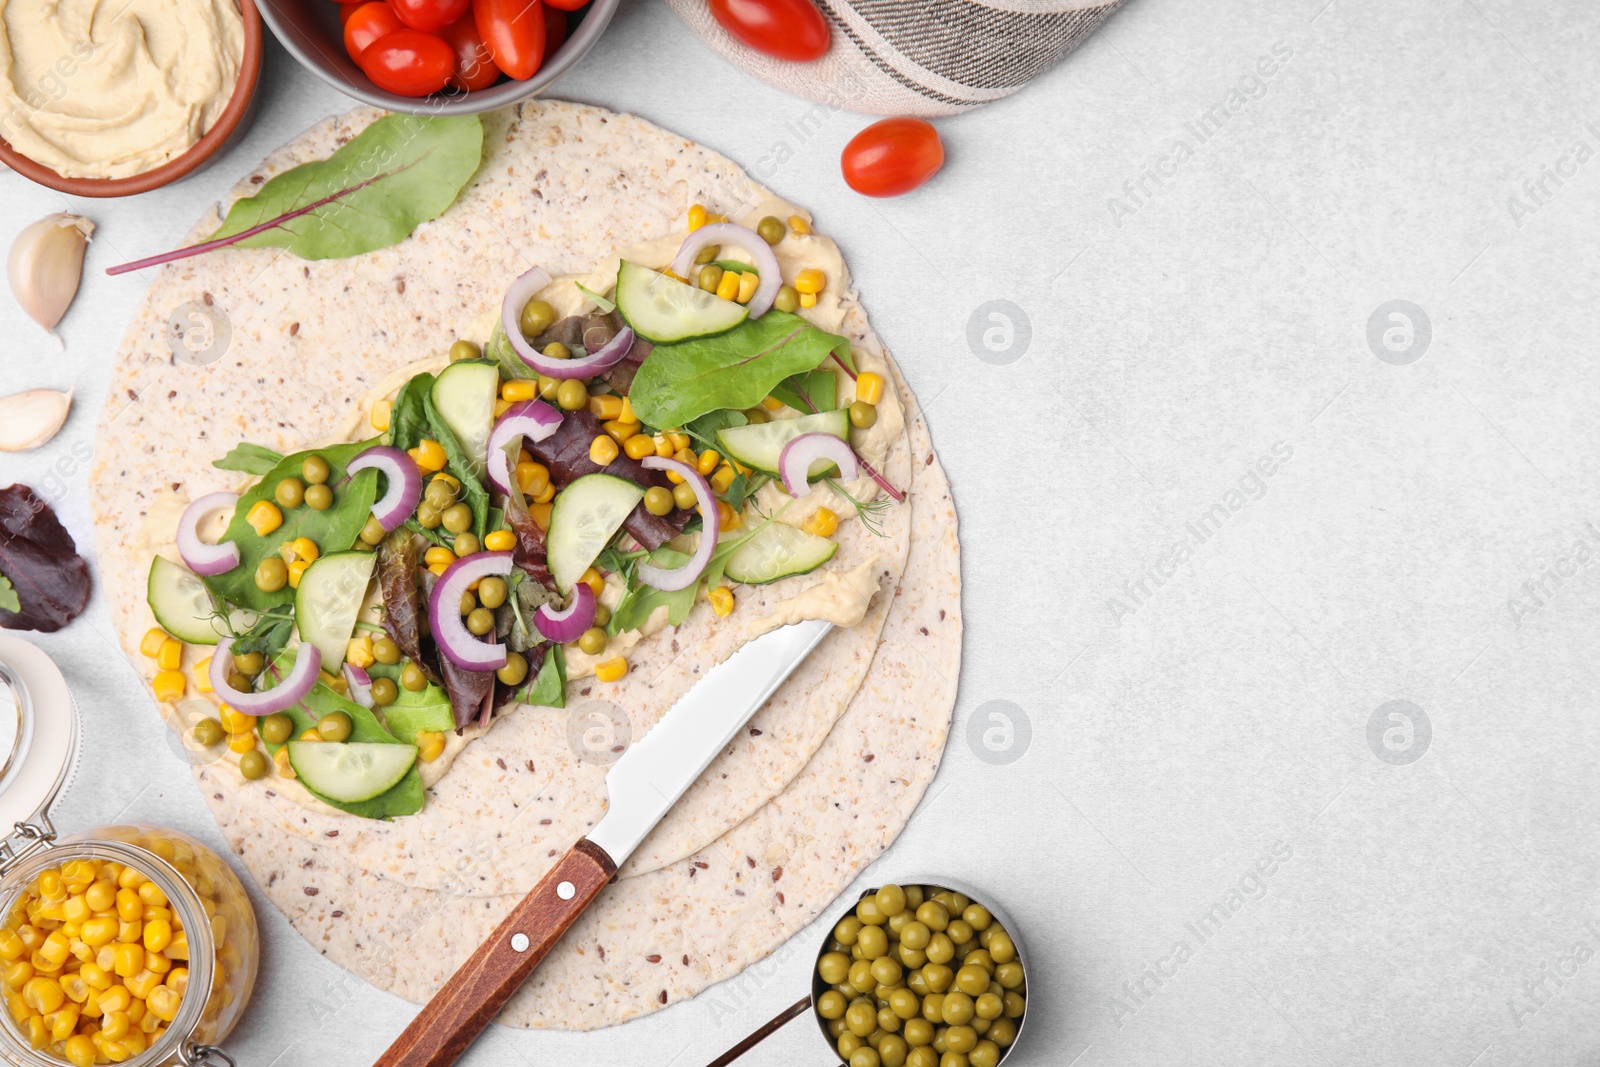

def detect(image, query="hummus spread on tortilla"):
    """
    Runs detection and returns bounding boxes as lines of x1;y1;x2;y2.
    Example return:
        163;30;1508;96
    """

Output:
0;0;243;179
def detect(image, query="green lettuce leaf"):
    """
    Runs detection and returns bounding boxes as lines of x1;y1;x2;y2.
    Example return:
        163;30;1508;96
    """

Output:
212;442;283;476
0;572;18;614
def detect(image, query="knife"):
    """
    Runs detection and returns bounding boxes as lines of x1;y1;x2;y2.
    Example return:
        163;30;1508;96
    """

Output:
373;618;835;1067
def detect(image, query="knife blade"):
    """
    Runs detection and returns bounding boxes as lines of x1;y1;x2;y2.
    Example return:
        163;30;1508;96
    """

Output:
374;618;835;1067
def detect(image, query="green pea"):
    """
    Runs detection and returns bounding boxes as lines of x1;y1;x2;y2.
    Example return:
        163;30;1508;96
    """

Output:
915;901;949;933
876;884;908;917
849;959;875;993
231;651;264;676
940;991;974;1026
954;966;990;997
316;712;353;743
190;718;224;748
520;299;556;339
496;650;529;687
424;478;457;511
845;1001;877;1038
921;964;952;994
697;264;724;293
878;1006;902;1033
942;1023;976;1054
543;341;570;361
961;905;991;932
592;604;611;628
556;379;588;411
643;486;674;516
879;1035;909;1067
274;477;304;509
227;671;253;693
818;990;848;1020
577;627;608;656
415;503;442;529
850;400;878;429
967;1040;999;1067
260;713;293;746
870;957;902;987
973;993;1003;1021
476;576;507;609
902;1018;933;1047
819;951;852;985
304;483;333;510
834;916;863;946
899;921;930;951
449;339;481;362
897;944;928;969
987;931;1015;965
255;557;288;593
460;591;477;616
442;503;473;535
926;933;954;965
850;1044;881;1067
774;285;800;313
993;963;1023;990
672;482;698;510
370;677;399;707
302;455;330;485
946;920;973;946
857;925;888;960
538;375;560;400
400;662;428;692
466;607;496;636
695;243;721;265
238;750;269;780
454;532;480;557
360;515;387;545
889;988;920;1021
757;216;785;245
1002;992;1024;1019
372;636;401;664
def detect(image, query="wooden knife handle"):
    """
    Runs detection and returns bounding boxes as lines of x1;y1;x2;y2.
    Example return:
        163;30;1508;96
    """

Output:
373;838;616;1067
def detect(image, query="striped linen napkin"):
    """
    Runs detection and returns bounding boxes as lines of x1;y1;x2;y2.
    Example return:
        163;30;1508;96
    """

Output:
665;0;1128;117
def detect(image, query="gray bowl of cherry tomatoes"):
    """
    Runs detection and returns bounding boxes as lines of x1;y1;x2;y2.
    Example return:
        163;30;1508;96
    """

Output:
257;0;619;113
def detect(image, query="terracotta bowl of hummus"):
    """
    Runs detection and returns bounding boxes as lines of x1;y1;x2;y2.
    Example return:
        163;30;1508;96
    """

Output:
0;0;262;197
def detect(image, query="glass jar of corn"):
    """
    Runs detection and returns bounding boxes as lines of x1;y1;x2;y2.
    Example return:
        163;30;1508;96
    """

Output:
0;645;257;1066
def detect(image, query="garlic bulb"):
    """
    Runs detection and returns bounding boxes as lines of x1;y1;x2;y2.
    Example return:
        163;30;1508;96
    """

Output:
9;213;93;331
0;388;72;451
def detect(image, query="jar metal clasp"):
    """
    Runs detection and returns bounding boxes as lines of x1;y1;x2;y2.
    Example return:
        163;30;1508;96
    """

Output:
182;1043;236;1067
0;813;55;877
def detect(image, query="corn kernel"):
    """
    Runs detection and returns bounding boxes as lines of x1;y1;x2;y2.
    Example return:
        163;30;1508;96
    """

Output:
736;272;760;304
619;396;636;423
290;536;320;564
61;897;89;925
63;1034;95;1067
761;396;785;412
484;530;516;552
23;976;63;1013
79;919;116;949
98;984;130;1014
715;270;741;302
22;1013;45;1049
141;920;171;955
100;1010;130;1040
35;873;63;902
623;434;656;461
2;961;31;988
788;214;811;236
515;460;550;497
219;705;252;734
794;268;826;294
412;439;447;473
346;635;375;670
244;500;282;537
589;394;623;421
799;292;817;309
589;435;619;466
433;471;461;492
653;433;673;458
227;733;255;754
709;586;735;617
273;748;295;779
595;657;628;683
37;933;68;967
116;920;141;946
165;968;187;997
138;628;168;658
580;567;605;598
47;1005;79;1041
494;398;512;418
689;449;717;477
0;930;23;963
192;657;213;693
143;950;170;975
856;371;885;405
150;672;185;704
603;419;640;444
124;968;159;1001
418;731;445;763
530;503;553;532
136;883;165;909
533;482;556;505
803;506;840;538
370;400;392;432
147;985;180;1022
424;547;457;568
502;379;537;402
709;465;736;494
300;729;324;743
717;501;743;532
687;203;708;231
287;559;310;589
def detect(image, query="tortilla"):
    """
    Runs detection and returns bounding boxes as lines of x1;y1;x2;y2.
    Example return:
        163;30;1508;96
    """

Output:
91;101;960;1029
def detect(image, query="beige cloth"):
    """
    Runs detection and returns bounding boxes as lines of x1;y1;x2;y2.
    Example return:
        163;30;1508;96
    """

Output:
665;0;1127;116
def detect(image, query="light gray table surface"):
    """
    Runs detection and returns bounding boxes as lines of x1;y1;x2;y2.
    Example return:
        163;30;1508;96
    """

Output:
3;0;1598;1063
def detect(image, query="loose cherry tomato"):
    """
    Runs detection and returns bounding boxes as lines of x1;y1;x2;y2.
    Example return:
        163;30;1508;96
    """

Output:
343;1;404;57
472;0;544;80
439;13;501;91
390;0;469;32
542;4;566;57
356;28;455;95
542;0;587;9
841;117;944;197
709;0;828;62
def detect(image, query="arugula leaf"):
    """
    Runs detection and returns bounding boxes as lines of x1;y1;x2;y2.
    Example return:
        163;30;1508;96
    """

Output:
422;390;489;540
0;572;18;614
229;611;294;659
629;311;852;428
684;408;748;452
202;441;380;612
609;549;699;635
770;369;837;413
107;115;484;275
388;373;435;452
514;645;566;708
724;471;768;513
212;442;284;476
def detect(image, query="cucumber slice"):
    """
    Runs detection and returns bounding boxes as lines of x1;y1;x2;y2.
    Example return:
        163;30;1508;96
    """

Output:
430;360;500;480
716;410;851;477
724;523;838;585
294;551;376;670
287;741;417;804
548;474;645;593
147;556;247;645
615;260;749;343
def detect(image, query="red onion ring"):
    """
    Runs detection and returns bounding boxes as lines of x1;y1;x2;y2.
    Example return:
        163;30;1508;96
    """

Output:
637;457;718;592
534;582;596;643
347;446;423;532
501;264;636;379
487;400;563;496
428;552;512;671
208;637;321;715
177;492;240;577
778;433;860;498
344;663;374;708
669;223;782;319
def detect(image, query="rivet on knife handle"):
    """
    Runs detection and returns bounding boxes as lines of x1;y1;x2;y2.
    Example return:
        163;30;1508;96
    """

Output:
372;839;616;1067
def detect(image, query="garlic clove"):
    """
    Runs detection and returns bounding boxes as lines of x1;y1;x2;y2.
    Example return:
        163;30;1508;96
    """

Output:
0;388;72;451
9;213;93;331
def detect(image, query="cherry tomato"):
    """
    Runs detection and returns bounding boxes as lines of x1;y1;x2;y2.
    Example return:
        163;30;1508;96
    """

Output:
356;28;455;95
472;0;544;80
390;0;469;32
343;1;404;57
709;0;828;62
439;13;501;91
542;4;566;57
339;1;362;24
543;0;587;9
841;117;944;197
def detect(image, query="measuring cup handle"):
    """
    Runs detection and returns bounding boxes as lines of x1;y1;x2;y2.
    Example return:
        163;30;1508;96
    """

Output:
703;994;817;1067
372;838;616;1067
